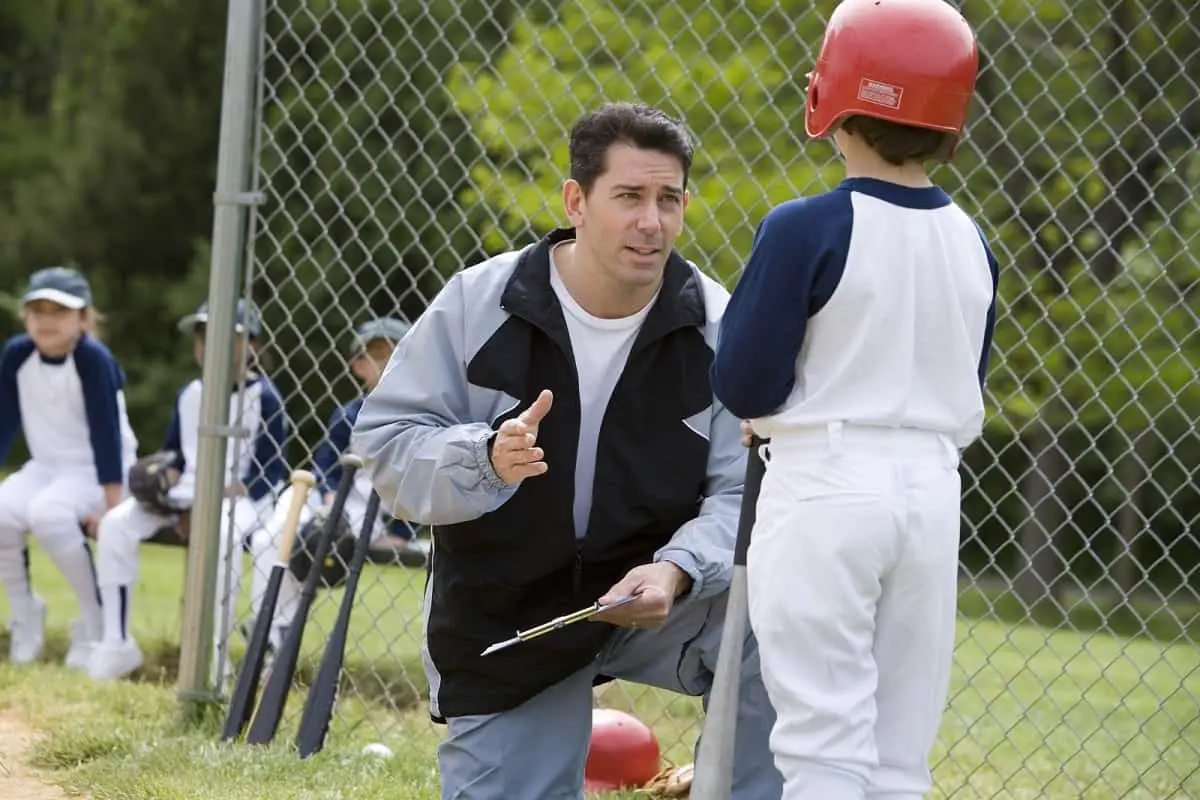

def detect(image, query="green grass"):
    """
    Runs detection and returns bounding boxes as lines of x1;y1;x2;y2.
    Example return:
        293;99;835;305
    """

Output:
2;542;1199;798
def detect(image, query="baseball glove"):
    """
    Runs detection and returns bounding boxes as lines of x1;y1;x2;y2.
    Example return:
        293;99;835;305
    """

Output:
637;763;693;797
288;505;357;589
128;451;182;516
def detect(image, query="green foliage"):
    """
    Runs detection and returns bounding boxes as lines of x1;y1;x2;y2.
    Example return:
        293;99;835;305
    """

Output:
247;0;520;451
447;0;1199;437
0;0;1194;589
0;0;228;447
448;0;840;285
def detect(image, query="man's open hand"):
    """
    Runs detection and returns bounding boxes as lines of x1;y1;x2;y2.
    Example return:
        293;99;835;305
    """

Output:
593;563;692;630
490;389;554;485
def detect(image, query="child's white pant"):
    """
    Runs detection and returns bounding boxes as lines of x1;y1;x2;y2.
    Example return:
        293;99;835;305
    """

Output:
95;494;268;676
248;480;381;634
747;423;962;800
0;461;106;620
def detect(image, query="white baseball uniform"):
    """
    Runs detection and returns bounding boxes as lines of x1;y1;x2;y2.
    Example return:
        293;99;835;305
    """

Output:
88;373;289;682
712;177;999;799
0;333;138;668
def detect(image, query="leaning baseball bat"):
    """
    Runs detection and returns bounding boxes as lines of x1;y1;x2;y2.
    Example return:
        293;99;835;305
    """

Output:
245;454;363;745
294;488;382;759
690;435;767;799
220;469;315;742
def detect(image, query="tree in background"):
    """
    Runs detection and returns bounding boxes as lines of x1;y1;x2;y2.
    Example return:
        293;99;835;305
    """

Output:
0;0;227;446
446;0;1200;604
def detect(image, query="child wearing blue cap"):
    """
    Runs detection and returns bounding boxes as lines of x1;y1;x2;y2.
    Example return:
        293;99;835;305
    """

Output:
248;316;425;654
0;267;139;669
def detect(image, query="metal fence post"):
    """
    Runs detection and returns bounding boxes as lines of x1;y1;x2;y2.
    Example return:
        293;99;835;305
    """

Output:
176;0;264;718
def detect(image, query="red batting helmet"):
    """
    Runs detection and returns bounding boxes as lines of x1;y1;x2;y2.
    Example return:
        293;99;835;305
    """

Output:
805;0;979;152
583;708;661;794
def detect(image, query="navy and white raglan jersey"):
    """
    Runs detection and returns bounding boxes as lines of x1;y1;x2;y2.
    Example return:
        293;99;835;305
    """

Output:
711;177;999;449
313;397;415;536
161;374;290;506
0;333;138;483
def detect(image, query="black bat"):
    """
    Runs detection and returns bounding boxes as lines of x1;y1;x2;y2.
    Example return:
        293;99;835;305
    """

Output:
245;454;363;745
690;435;767;799
220;469;316;742
294;488;382;758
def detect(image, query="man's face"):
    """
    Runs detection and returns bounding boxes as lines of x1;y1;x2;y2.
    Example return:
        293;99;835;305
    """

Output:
564;144;689;290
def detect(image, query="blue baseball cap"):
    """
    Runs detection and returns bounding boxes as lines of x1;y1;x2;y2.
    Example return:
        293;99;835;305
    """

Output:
177;298;263;338
346;317;410;358
22;267;93;310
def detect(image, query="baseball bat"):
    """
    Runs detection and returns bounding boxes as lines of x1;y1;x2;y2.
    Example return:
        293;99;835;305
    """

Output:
690;435;767;799
294;488;382;759
245;454;364;745
220;469;315;742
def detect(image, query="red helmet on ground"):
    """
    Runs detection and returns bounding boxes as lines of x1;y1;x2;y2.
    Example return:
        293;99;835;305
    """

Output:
583;708;661;794
805;0;979;152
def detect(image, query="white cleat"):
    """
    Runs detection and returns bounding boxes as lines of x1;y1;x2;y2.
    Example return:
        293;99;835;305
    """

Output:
7;595;47;665
65;618;102;671
86;639;144;682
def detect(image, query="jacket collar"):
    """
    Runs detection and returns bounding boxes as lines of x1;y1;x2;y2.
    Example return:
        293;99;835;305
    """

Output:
499;228;706;351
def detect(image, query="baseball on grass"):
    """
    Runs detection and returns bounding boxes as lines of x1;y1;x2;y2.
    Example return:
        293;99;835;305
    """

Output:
362;742;394;759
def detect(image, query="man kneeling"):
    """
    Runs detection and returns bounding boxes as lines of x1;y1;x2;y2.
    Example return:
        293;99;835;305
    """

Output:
351;102;782;800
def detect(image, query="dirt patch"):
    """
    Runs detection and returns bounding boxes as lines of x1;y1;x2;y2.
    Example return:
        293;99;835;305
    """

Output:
0;713;72;799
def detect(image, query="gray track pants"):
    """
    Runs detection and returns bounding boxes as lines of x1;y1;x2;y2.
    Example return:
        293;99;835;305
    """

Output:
436;590;784;799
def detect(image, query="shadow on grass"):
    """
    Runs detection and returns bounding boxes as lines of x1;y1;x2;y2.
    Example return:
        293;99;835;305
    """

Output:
957;584;1200;643
0;628;428;713
5;582;1193;740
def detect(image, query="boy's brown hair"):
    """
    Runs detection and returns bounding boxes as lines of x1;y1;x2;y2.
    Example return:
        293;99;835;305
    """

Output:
841;115;956;166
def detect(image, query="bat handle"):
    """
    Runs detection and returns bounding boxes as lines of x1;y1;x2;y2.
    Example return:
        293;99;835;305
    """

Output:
277;470;317;562
734;436;767;568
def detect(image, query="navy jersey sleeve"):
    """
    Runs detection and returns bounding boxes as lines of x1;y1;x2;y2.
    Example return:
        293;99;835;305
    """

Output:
73;335;127;485
0;336;35;464
161;385;188;470
246;380;290;502
711;193;854;420
313;399;361;494
974;223;1001;388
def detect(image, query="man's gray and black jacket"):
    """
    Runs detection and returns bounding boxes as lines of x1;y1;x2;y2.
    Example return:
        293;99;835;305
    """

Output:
352;228;747;721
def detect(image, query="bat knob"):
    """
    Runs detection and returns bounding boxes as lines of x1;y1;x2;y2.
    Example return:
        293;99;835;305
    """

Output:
290;469;317;487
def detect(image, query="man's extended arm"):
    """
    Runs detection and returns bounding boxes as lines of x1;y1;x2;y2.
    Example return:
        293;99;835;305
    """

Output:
350;274;517;526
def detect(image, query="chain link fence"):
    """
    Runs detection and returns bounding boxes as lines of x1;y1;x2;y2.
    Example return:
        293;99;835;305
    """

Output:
198;0;1200;796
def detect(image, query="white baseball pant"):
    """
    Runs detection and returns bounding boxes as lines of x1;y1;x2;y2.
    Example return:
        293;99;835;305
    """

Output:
95;494;268;679
0;460;108;633
747;422;962;800
248;474;382;643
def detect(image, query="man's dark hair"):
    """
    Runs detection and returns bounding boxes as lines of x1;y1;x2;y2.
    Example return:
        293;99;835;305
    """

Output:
841;115;956;166
568;103;695;194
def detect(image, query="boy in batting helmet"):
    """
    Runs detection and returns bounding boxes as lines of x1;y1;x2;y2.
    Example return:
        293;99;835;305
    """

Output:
712;1;996;798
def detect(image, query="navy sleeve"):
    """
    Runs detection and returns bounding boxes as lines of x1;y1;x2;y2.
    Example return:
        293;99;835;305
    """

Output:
387;516;418;539
313;399;360;494
711;193;853;420
73;336;127;485
161;386;187;470
245;382;290;502
975;223;1001;389
0;336;35;464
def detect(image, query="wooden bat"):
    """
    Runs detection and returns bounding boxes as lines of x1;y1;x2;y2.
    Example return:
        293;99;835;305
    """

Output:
294;488;382;759
245;454;363;745
220;469;315;742
690;435;767;799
